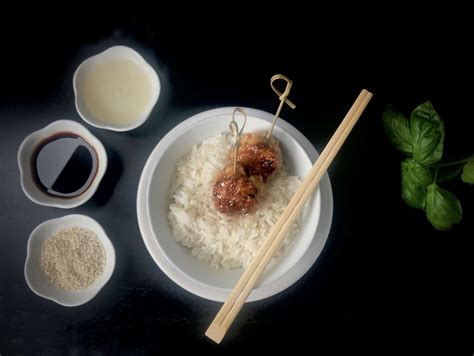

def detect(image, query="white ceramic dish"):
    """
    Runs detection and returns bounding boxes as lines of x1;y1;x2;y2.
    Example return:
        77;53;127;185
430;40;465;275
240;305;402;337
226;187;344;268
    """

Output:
73;45;160;131
18;120;107;209
24;214;115;307
137;107;333;302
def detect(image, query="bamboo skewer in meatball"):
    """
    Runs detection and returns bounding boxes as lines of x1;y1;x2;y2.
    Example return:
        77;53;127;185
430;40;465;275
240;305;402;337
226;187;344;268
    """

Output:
212;75;295;215
234;74;295;182
213;108;263;215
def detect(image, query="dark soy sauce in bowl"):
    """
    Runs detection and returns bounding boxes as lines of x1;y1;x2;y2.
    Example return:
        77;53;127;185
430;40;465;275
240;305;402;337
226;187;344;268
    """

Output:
31;132;99;198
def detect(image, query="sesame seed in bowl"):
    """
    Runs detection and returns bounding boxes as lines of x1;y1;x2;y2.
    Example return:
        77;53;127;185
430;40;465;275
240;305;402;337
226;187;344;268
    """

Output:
24;214;115;307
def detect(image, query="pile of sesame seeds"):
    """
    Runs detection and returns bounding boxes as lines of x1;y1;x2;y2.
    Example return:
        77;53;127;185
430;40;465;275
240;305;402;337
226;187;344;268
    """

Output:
39;226;106;291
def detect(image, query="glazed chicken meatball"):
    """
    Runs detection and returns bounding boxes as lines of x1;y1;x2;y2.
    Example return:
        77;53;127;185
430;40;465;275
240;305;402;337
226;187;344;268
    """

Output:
232;133;282;182
213;164;263;215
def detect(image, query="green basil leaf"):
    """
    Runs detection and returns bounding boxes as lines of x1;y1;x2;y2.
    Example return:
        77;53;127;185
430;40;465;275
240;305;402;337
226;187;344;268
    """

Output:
402;180;427;210
382;106;412;155
426;184;462;231
401;158;432;209
461;161;474;184
410;102;445;165
402;158;433;186
436;164;464;183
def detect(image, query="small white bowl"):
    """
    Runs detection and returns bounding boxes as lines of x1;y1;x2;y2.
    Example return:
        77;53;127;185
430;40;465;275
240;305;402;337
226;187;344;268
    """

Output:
24;214;116;307
18;120;107;209
137;107;333;302
73;45;161;131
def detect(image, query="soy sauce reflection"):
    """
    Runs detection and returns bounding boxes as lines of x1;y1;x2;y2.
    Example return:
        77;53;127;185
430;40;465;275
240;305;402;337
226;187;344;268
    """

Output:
32;132;98;198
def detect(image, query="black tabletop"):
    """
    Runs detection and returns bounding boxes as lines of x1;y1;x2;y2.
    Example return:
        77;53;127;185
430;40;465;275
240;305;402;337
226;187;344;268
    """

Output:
1;13;473;354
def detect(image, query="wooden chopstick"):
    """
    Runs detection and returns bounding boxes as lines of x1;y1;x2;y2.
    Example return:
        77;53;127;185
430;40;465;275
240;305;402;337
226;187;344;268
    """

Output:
205;89;373;344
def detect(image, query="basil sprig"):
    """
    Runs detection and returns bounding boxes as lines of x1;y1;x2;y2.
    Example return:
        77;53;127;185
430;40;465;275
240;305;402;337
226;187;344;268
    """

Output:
383;102;472;231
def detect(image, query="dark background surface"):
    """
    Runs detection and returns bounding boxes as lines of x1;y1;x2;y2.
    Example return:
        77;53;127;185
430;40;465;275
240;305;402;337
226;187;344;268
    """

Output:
1;11;473;354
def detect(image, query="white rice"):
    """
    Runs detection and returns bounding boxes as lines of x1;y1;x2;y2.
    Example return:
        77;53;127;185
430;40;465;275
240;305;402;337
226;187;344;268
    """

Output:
167;133;301;269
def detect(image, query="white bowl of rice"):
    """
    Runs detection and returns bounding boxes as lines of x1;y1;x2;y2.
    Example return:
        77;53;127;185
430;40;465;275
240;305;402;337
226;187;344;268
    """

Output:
137;107;331;302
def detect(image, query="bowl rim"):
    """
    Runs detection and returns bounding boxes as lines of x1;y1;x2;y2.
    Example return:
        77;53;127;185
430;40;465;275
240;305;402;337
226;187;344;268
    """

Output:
72;45;161;132
24;214;116;307
17;119;108;209
137;107;334;302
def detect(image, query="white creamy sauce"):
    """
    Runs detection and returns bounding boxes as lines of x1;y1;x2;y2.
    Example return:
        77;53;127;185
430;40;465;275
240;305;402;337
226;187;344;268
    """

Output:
81;58;152;127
